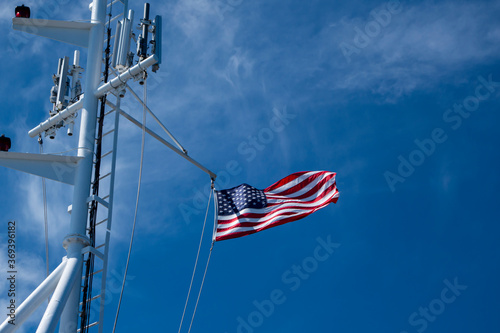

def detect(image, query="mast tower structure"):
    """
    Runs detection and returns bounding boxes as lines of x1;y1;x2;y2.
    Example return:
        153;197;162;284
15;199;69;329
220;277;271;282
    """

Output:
0;0;216;332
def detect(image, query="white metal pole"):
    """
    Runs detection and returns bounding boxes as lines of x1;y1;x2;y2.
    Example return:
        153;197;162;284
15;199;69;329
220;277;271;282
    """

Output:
116;108;217;179
58;0;107;332
94;54;158;97
28;98;84;138
0;260;67;333
36;257;81;333
123;81;187;153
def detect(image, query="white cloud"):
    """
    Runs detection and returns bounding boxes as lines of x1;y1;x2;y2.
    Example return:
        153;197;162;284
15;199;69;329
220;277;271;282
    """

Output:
217;48;255;89
322;1;500;100
172;0;220;39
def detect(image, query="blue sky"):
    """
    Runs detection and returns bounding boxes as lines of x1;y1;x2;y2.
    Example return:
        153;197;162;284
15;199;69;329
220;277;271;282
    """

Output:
1;0;500;332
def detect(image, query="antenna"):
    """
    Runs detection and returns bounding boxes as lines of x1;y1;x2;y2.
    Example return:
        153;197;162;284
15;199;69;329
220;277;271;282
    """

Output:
47;51;83;139
137;3;150;60
112;9;135;72
151;15;162;72
50;56;69;117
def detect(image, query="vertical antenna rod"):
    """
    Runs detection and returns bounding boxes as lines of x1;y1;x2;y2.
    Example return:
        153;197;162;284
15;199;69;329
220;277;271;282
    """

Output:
137;3;150;60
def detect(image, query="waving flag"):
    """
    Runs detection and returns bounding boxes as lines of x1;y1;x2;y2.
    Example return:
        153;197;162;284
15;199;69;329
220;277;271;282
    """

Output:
215;171;339;241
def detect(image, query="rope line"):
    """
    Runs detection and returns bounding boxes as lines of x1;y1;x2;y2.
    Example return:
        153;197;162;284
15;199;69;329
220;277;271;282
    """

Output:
186;187;218;333
211;185;218;243
187;221;216;333
112;77;148;333
38;136;50;293
178;182;213;333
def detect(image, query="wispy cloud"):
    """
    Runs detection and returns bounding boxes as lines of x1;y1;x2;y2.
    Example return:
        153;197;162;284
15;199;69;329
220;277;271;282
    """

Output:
217;48;255;88
328;0;500;100
0;243;47;332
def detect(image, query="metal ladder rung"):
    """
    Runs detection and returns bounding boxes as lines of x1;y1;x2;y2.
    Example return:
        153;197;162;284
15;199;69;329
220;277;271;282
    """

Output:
104;33;117;44
96;218;108;226
87;321;99;329
104;109;115;117
102;129;115;137
96;243;106;249
109;14;122;24
77;321;99;332
99;172;111;181
102;195;110;200
101;150;113;158
79;294;101;306
81;268;104;279
87;195;109;208
107;0;122;8
104;31;120;44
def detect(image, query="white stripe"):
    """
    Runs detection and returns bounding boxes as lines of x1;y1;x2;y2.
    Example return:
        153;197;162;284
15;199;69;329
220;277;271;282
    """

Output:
217;203;328;231
267;177;337;202
266;172;335;198
265;171;322;195
218;183;338;221
216;204;325;237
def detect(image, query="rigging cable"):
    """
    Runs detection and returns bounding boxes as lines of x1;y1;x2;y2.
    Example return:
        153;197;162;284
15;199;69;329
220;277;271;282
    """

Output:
178;181;214;333
187;247;214;333
38;135;50;286
187;187;217;333
112;75;148;333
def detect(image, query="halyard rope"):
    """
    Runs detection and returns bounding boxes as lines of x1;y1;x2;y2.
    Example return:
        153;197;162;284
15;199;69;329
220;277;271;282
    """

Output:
112;77;148;333
38;135;50;290
187;237;215;333
178;181;214;333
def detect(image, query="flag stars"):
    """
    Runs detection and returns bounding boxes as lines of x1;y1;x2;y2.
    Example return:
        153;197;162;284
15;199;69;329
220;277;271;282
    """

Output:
216;184;267;215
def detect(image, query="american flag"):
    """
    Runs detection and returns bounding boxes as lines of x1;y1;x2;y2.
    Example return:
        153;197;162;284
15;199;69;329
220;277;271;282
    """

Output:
215;171;339;241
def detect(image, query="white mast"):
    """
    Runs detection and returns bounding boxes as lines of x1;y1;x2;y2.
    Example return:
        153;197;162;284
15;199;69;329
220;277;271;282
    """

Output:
57;0;106;331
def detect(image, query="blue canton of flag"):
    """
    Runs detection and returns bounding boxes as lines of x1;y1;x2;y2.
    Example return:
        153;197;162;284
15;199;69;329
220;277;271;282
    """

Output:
217;184;267;216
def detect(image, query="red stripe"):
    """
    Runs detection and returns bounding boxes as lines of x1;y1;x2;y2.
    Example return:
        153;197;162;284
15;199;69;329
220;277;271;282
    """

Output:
264;171;311;192
266;171;334;197
266;176;336;202
216;211;314;241
217;182;338;224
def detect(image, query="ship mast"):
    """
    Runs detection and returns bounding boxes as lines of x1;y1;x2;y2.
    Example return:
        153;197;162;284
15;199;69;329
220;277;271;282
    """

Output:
55;0;107;330
0;0;215;332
